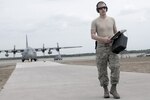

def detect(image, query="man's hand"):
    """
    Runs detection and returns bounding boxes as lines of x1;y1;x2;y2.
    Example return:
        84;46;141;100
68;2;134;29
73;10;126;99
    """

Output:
102;36;112;44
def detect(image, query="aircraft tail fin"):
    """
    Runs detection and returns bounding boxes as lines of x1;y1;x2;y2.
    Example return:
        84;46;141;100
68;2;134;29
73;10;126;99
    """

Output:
26;35;28;48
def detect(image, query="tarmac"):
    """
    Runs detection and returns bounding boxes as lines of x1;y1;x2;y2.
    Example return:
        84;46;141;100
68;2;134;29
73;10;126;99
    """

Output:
0;61;150;100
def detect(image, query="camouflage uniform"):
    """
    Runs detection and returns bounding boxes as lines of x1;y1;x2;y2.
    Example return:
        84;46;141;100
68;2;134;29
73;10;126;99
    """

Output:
96;43;120;87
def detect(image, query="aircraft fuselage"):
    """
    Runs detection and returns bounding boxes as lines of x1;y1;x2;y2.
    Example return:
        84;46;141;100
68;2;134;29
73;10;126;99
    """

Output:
21;47;37;62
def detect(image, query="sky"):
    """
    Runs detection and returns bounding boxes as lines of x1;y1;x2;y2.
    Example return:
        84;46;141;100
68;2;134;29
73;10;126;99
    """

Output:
0;0;150;57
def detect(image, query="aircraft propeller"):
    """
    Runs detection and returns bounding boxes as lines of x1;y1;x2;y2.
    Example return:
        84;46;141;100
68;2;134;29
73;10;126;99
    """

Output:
12;45;17;57
41;44;47;55
56;43;60;52
54;43;62;60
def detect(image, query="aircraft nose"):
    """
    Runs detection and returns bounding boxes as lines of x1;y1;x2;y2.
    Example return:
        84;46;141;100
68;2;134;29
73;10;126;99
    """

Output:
28;51;34;57
29;52;33;55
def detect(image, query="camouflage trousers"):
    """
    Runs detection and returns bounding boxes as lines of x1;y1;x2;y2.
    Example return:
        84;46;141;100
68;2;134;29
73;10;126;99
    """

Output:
96;44;120;87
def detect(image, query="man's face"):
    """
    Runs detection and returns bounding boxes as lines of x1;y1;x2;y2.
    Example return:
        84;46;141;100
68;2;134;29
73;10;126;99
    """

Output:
97;3;107;15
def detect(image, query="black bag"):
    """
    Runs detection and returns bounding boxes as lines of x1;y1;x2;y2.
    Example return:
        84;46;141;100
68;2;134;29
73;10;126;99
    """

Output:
111;30;128;54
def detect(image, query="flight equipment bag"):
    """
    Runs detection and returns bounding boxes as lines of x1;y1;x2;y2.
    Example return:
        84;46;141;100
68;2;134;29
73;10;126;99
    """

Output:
111;30;128;54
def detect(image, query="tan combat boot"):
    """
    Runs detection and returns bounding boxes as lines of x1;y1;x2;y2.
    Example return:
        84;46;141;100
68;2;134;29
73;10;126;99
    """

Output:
110;84;120;99
103;85;110;98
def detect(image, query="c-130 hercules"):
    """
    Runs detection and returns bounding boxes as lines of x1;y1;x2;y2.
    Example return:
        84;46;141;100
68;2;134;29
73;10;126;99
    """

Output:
0;35;82;62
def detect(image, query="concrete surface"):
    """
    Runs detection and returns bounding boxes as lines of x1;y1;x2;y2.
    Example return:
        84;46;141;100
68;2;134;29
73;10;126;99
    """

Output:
0;61;150;100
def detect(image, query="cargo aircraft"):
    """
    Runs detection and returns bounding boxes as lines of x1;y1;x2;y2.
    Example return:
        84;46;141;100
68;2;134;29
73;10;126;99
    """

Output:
0;35;82;62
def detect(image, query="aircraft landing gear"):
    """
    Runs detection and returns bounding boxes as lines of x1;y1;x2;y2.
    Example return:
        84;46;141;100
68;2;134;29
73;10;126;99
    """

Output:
21;58;37;62
22;59;25;62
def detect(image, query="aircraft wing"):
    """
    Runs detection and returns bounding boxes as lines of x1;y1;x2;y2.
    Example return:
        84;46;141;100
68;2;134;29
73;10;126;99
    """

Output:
48;46;82;49
0;43;82;57
0;48;24;57
34;45;82;54
0;49;24;53
34;48;48;52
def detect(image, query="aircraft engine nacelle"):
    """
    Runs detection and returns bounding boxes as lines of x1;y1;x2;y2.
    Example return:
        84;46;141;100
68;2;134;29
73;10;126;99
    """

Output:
48;50;52;54
5;53;9;57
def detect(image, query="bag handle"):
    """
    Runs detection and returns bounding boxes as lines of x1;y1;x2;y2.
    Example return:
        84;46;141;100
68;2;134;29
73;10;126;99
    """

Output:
111;29;127;40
